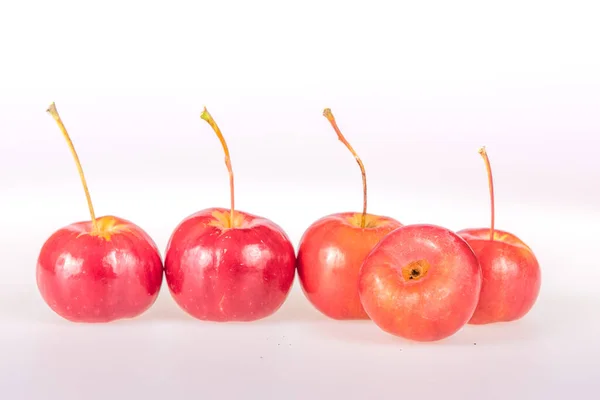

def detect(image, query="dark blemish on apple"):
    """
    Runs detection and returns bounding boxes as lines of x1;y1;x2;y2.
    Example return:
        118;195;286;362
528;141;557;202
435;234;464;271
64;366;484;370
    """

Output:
474;343;477;345
409;269;420;279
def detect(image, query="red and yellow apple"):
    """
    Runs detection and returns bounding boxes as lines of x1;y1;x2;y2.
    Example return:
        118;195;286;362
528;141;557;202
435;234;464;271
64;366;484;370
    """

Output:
457;147;541;324
164;108;296;322
297;108;402;320
37;103;163;323
358;224;482;342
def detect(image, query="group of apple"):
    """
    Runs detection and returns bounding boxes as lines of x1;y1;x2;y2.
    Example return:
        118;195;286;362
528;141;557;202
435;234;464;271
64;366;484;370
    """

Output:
36;103;541;343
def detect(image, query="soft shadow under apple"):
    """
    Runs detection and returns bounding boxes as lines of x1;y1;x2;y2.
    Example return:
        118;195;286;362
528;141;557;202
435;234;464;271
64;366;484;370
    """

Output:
136;287;326;324
307;291;589;347
256;290;325;324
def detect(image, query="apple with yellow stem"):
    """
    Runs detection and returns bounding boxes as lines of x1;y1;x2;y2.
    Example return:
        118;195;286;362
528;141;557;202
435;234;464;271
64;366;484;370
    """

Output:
457;147;541;324
36;103;164;323
296;108;402;320
164;107;296;322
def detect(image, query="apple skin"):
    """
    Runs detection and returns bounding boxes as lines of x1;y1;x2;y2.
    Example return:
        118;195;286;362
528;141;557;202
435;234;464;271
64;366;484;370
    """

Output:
36;215;164;323
296;212;402;319
456;228;541;324
164;207;296;322
358;224;482;342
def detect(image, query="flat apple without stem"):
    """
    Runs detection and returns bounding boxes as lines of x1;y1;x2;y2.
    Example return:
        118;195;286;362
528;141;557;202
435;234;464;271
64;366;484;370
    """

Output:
457;147;541;324
164;107;296;322
296;108;402;320
37;103;164;323
358;224;482;342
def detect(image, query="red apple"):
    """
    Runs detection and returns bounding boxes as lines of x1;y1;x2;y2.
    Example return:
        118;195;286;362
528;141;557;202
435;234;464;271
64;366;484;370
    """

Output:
457;147;541;324
37;103;164;323
165;207;296;321
297;108;402;320
164;107;296;322
358;224;482;342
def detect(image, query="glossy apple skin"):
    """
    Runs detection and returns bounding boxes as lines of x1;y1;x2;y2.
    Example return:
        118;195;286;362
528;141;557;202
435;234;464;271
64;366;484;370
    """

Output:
36;215;164;323
296;212;402;319
164;207;296;322
359;224;482;342
456;228;541;325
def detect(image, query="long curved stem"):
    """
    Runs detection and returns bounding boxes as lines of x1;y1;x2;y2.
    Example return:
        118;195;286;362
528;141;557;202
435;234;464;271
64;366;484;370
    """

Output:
478;146;495;241
46;103;98;233
323;108;367;228
200;107;235;228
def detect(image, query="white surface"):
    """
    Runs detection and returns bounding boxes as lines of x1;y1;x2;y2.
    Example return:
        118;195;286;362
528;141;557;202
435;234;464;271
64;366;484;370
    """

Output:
1;189;599;399
1;0;600;398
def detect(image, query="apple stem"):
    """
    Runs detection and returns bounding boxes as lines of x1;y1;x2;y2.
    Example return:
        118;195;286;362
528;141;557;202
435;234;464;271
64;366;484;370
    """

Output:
200;107;236;228
46;102;99;234
323;108;368;228
478;146;495;241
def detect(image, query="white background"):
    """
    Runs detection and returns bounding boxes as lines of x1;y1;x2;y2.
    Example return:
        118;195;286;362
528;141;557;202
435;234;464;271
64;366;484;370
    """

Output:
1;0;599;399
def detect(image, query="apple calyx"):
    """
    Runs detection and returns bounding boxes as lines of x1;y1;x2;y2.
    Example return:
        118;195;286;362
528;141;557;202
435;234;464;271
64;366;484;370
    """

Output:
46;102;100;235
323;108;368;229
200;107;238;229
478;146;495;241
401;259;430;282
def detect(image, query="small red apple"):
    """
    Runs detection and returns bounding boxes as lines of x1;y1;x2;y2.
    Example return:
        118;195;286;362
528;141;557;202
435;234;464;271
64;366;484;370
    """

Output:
358;224;482;342
164;107;296;322
457;147;541;324
37;103;164;323
296;108;402;320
